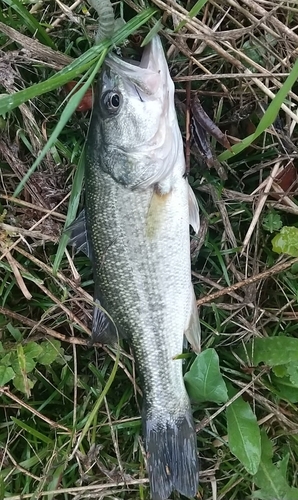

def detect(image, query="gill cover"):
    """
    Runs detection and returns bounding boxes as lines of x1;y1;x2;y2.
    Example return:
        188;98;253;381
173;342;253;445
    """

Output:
96;36;184;191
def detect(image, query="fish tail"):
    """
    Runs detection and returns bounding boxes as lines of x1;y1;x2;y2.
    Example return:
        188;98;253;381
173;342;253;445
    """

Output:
144;409;199;500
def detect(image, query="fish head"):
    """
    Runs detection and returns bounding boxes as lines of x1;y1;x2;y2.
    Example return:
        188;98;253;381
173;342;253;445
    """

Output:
88;36;184;191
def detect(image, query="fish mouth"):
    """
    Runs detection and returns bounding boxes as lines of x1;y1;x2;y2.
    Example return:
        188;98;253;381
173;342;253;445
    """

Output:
105;35;168;95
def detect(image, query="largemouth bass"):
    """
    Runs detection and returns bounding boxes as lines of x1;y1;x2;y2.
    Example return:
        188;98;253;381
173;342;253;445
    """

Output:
69;35;200;500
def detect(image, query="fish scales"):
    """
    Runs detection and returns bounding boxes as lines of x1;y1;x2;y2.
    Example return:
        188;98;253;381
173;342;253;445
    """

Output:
86;163;191;408
69;35;200;500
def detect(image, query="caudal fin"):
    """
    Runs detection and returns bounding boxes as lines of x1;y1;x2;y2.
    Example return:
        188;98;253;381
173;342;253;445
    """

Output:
144;410;199;500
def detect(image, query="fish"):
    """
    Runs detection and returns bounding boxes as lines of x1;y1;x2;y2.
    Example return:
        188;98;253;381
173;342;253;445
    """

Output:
68;35;201;500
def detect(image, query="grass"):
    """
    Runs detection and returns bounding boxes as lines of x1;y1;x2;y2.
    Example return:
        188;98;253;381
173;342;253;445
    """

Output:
1;0;298;499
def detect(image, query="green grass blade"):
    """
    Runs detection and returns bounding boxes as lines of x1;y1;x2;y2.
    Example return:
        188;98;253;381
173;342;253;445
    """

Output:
175;0;209;31
72;345;120;453
141;18;163;46
0;46;105;116
13;52;106;198
53;152;85;274
2;0;56;49
11;417;53;444
218;58;298;161
0;7;157;116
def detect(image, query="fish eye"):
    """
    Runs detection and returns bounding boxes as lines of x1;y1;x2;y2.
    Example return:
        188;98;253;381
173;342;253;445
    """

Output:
102;91;122;113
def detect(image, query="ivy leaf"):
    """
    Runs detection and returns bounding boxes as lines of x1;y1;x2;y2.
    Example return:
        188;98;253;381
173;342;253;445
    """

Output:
226;384;261;474
184;348;228;403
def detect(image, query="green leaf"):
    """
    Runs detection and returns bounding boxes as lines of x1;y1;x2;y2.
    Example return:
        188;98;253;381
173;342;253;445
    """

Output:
13;373;35;395
175;0;209;31
285;363;298;386
274;379;298;403
6;322;22;341
0;365;14;385
24;342;43;359
218;58;298;161
13;56;105;198
37;340;62;366
262;210;282;233
254;431;295;499
277;453;290;481
141;18;163;46
2;0;56;49
0;8;157;116
11;349;36;375
273;365;287;378
247;337;298;366
184;348;228;403
226;384;261;474
272;226;298;257
0;352;12;366
53;151;85;273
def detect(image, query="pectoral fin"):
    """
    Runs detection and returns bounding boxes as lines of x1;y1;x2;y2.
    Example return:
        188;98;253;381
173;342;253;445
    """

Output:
65;209;92;259
188;186;200;234
184;289;201;353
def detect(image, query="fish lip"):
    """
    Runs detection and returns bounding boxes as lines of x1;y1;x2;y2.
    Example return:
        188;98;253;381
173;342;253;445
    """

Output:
105;36;167;95
107;36;162;70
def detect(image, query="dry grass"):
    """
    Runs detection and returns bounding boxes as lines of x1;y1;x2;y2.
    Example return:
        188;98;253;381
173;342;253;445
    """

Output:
1;1;298;499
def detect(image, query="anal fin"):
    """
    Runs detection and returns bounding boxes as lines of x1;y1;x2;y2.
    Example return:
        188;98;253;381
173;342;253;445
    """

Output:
188;185;200;234
185;288;201;353
65;209;93;259
91;297;119;345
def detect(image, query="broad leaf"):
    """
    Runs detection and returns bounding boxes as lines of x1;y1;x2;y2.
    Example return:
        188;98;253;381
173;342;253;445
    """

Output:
226;384;261;474
13;374;35;396
0;365;14;385
11;351;36;375
244;337;298;366
272;226;298;257
184;348;228;403
37;340;62;366
24;342;43;359
254;432;297;499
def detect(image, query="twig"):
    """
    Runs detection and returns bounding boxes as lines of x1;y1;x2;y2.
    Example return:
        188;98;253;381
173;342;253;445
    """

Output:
0;386;70;432
196;257;298;306
1;243;32;300
241;161;281;253
4;478;150;500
